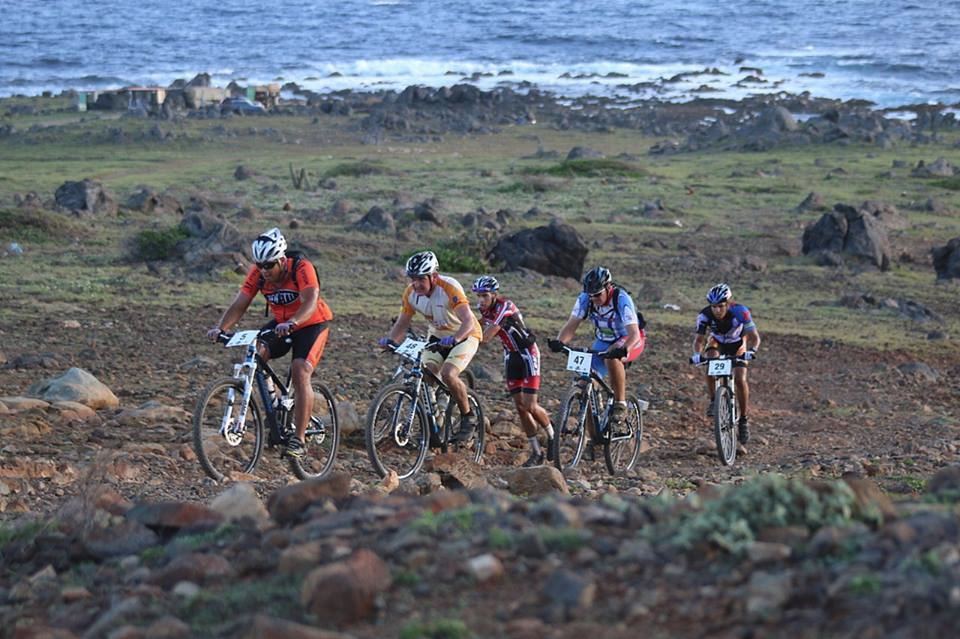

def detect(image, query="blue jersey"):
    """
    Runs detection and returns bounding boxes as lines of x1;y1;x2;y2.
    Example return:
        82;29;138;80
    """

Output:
696;304;756;344
571;288;643;343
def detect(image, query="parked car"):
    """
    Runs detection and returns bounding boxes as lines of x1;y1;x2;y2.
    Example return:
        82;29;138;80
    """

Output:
219;97;266;114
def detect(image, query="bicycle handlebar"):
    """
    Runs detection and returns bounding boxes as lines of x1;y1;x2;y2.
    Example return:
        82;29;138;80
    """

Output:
550;341;623;360
215;328;292;346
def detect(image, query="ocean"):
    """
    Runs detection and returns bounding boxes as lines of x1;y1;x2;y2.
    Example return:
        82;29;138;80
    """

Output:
2;0;959;109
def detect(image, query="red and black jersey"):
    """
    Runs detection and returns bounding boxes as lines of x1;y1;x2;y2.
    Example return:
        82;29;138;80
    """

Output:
479;297;536;354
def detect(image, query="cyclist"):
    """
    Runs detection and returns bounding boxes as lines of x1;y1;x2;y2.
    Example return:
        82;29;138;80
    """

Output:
379;251;482;446
472;275;555;467
690;283;760;443
548;266;646;432
205;227;334;459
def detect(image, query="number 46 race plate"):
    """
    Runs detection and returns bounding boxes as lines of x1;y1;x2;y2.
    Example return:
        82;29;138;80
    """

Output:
566;350;593;375
707;359;732;376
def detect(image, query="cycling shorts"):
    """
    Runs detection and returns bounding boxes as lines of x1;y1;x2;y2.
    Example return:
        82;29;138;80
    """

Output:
505;346;540;394
590;332;645;379
422;336;479;373
260;320;329;368
707;338;744;358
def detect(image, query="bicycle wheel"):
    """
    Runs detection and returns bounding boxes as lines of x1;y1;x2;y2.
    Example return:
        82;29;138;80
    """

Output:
365;383;429;480
193;377;264;482
444;388;485;463
289;382;340;480
714;384;737;466
604;396;643;475
552;386;588;472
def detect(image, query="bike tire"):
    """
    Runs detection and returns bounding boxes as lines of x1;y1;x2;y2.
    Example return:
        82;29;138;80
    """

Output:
443;388;485;463
289;381;340;480
604;396;643;475
193;377;264;482
714;384;737;466
365;382;429;480
552;386;588;472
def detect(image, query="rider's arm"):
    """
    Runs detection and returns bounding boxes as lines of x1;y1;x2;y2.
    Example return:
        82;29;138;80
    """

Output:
743;327;761;352
621;322;642;351
213;291;254;332
388;311;413;344
287;286;319;328
692;332;707;353
556;315;582;345
452;304;479;342
481;322;501;343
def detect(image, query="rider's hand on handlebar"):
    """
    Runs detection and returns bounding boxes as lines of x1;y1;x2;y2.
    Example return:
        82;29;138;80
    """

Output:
206;327;222;341
602;346;627;360
743;348;757;361
547;338;566;353
377;336;394;349
438;335;457;347
690;352;703;365
275;321;296;337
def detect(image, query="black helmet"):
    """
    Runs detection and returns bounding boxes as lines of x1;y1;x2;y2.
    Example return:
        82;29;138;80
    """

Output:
582;266;612;295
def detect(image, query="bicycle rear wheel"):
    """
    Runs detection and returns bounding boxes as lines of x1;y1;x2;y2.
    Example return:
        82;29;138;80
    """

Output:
365;383;429;480
714;384;737;466
289;382;340;480
193;377;264;482
552;386;588;472
443;388;485;463
604;396;643;475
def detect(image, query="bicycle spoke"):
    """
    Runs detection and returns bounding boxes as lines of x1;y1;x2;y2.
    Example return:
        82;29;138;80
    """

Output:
193;378;264;481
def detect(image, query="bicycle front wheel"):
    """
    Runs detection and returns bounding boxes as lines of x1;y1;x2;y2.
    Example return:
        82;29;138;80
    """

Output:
193;377;264;482
289;382;340;480
552;386;588;472
365;383;429;480
604;396;643;475
714;384;737;466
444;388;485;463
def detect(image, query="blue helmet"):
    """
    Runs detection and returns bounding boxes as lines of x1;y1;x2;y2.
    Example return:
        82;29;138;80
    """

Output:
471;275;500;293
706;283;732;304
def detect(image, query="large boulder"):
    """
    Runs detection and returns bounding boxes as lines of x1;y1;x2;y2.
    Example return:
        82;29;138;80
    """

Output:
27;367;119;409
177;210;245;267
54;179;117;216
126;187;183;215
802;204;891;270
932;237;960;280
487;221;588;280
352;205;395;235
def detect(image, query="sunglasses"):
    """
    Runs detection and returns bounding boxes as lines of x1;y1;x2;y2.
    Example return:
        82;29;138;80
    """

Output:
256;260;278;270
588;291;604;298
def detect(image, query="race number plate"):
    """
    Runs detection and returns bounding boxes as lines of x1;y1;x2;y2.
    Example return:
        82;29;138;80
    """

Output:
395;338;427;360
226;330;259;348
707;359;732;376
566;350;593;375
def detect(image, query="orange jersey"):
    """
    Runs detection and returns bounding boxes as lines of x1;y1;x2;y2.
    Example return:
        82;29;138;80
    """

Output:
399;275;482;340
240;257;333;326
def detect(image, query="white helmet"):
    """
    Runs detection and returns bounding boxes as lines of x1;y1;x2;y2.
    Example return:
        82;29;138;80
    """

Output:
706;283;732;304
251;227;287;263
405;250;439;276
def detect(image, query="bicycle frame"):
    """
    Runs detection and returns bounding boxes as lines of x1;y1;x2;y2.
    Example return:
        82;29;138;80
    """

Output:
389;342;448;441
220;330;292;447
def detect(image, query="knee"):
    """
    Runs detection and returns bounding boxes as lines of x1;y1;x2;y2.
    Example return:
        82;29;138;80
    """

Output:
291;360;313;379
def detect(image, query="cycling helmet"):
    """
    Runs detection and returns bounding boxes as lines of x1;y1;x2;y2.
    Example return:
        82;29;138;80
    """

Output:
251;227;287;263
405;250;439;277
471;275;500;293
582;266;612;295
706;283;732;304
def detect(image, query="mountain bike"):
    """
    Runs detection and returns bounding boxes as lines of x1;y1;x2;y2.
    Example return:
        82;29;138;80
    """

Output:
365;337;484;480
551;344;646;475
193;329;340;481
693;353;750;466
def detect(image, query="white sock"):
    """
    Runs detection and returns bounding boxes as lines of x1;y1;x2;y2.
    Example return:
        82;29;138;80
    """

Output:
545;422;555;438
529;437;541;454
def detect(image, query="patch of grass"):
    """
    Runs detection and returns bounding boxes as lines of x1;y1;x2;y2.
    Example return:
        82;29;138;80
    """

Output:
498;174;568;193
323;160;392;178
0;207;82;243
0;519;54;547
394;569;421;587
539;526;590;552
402;241;486;274
131;225;190;261
399;618;471;639
178;573;302;631
847;573;881;595
487;526;514;550
932;176;960;191
527;158;648;178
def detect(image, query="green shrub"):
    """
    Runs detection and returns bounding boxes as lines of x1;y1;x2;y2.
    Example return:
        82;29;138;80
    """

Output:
932;176;960;191
132;225;189;261
643;474;881;555
323;160;391;178
0;208;81;243
401;242;486;274
525;158;647;178
498;175;568;193
400;619;471;639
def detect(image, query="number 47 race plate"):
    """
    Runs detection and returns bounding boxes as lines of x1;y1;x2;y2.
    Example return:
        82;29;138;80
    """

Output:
707;359;732;376
566;350;593;375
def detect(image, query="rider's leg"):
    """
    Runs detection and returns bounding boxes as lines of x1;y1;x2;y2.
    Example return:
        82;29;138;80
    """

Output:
734;367;749;419
291;358;314;443
440;362;470;413
607;358;626;402
704;347;720;402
